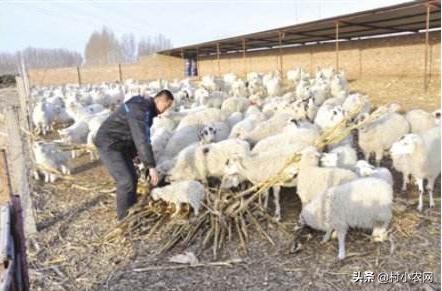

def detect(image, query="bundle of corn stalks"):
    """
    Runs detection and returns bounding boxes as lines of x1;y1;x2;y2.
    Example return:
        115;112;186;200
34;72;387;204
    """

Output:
101;105;389;258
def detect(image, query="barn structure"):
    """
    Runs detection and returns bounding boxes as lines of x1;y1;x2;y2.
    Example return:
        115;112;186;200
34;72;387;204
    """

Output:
159;0;441;89
28;0;441;107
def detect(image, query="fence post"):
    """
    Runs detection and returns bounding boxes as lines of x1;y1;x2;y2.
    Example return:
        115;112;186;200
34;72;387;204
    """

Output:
77;66;82;86
0;149;12;204
118;64;123;83
4;106;36;235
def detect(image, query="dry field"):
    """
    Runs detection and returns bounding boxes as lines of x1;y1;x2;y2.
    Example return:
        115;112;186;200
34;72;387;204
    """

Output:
0;82;440;290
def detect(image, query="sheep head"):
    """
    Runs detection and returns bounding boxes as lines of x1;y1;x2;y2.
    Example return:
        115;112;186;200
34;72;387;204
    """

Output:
390;134;420;156
354;160;376;177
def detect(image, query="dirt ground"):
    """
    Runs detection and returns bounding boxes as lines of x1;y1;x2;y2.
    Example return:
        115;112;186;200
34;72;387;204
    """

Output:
28;153;441;291
1;81;439;290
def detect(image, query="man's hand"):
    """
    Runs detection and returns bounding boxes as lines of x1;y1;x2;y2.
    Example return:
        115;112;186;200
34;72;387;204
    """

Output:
149;168;159;186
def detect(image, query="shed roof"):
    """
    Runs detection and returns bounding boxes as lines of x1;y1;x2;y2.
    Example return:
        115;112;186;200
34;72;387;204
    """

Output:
159;0;441;58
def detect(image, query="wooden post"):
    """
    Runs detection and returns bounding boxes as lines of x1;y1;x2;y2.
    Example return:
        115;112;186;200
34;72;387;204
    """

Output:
424;4;430;92
5;106;36;235
278;31;284;75
335;22;340;71
242;38;247;78
181;49;186;77
216;42;221;76
0;150;12;204
77;66;82;86
196;47;200;79
118;64;123;83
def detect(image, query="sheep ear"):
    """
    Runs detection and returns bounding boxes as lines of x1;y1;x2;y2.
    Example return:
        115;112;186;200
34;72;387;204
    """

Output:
225;159;230;165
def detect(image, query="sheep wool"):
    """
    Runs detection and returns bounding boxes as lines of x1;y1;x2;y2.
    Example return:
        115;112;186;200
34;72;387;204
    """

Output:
300;177;393;259
151;180;206;216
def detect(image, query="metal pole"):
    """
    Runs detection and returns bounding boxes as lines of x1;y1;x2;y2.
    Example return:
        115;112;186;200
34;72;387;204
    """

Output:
424;4;430;92
216;43;221;76
335;22;340;71
242;38;246;77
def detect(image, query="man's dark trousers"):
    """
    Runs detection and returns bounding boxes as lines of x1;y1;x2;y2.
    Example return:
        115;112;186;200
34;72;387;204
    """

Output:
97;147;138;220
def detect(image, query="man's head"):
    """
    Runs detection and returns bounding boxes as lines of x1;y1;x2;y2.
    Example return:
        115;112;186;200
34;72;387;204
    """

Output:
153;89;174;114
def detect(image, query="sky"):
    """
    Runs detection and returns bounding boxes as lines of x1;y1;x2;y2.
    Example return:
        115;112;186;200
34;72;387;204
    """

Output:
0;0;409;54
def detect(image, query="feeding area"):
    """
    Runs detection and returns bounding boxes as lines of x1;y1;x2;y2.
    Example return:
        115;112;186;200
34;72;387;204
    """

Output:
0;1;440;290
16;66;439;290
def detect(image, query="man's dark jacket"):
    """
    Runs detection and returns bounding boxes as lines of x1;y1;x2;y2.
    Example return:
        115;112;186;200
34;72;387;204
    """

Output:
94;96;158;168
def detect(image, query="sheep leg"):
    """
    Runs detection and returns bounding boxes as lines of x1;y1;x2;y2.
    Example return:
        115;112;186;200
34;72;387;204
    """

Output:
372;222;388;242
374;149;383;166
272;185;281;221
426;176;436;208
49;174;57;183
401;173;409;192
61;165;70;175
321;229;333;243
416;178;424;212
263;189;269;210
336;228;347;260
33;170;40;181
172;203;181;217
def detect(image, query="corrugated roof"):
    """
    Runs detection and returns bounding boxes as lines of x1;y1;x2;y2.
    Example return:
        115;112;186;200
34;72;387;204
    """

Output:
159;0;441;58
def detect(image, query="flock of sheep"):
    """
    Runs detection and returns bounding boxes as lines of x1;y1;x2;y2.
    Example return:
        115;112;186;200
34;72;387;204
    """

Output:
30;67;441;259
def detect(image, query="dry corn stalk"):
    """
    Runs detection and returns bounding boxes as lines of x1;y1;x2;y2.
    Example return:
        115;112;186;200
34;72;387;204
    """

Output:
100;104;389;258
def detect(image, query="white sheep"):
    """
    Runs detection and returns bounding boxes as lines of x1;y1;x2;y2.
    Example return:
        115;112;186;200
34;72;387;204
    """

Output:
390;126;441;211
296;146;358;205
226;112;244;129
342;93;371;115
358;111;409;165
33;141;70;183
314;104;345;130
176;108;227;131
86;111;111;160
58;121;90;158
300;177;393;259
251;119;319;154
198;121;230;143
168;139;251;183
229;112;266;139
242;113;294;145
231;79;248;97
320;145;357;169
32;101;54;135
221;145;301;220
221;97;250;115
160;125;203;163
405;109;439;133
151;128;174;161
353;160;393;186
151;180;206;216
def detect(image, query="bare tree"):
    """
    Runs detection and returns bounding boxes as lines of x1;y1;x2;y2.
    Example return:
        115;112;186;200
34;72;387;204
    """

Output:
84;26;123;66
137;33;172;59
120;33;136;64
0;48;82;75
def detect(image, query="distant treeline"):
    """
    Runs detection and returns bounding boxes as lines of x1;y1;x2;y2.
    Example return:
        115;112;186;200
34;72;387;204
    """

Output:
0;26;172;75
